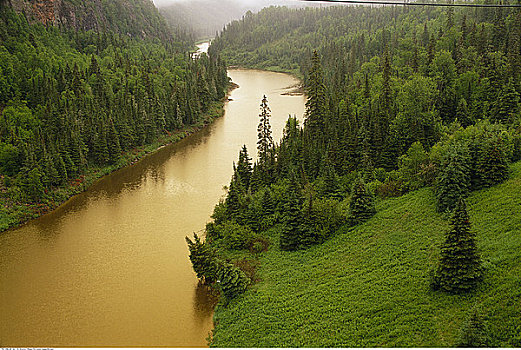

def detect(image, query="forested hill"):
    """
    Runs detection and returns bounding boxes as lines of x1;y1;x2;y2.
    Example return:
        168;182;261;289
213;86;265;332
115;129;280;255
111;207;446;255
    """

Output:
159;0;249;40
0;1;229;230
186;2;521;347
6;0;173;41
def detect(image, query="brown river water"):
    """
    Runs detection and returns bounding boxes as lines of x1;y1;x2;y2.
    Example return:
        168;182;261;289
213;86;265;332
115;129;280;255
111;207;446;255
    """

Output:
0;43;306;347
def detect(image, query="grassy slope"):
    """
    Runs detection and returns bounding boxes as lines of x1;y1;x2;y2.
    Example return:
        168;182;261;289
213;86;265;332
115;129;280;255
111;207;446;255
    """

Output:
211;161;521;347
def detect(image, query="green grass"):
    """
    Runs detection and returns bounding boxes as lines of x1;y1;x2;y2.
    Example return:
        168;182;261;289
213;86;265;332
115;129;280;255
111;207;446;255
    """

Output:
211;161;521;347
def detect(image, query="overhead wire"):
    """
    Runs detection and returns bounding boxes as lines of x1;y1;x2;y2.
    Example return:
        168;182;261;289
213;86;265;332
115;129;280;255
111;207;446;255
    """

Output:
301;0;521;7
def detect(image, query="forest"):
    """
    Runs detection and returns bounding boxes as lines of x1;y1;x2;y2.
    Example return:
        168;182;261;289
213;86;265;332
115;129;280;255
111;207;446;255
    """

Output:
0;1;228;230
186;2;521;347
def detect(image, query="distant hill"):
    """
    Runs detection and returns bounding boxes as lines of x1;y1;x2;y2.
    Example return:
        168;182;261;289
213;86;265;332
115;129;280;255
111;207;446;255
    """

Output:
158;0;320;40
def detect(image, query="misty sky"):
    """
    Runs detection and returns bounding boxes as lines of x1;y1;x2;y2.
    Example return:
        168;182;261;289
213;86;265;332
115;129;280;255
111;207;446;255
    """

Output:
153;0;303;8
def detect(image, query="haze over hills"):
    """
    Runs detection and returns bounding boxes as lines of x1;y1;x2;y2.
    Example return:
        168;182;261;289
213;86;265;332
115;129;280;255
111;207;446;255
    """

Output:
156;0;321;39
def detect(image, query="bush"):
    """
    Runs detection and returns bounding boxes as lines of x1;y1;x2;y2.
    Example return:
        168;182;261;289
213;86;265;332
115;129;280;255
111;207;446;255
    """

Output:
209;221;256;250
456;307;490;347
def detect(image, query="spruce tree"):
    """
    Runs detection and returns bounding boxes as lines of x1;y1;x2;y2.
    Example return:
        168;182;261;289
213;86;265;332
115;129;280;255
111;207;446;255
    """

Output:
237;145;252;190
280;170;304;251
304;50;327;142
321;161;343;200
475;137;509;189
185;233;220;284
216;260;250;301
436;143;471;212
348;178;376;225
456;307;490;347
432;198;482;294
257;95;274;183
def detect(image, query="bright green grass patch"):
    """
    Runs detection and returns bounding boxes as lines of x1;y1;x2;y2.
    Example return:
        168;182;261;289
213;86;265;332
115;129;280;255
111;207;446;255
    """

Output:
211;162;521;347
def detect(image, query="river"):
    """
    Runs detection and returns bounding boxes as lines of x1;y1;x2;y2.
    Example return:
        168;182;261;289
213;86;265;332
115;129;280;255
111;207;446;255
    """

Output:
0;43;306;347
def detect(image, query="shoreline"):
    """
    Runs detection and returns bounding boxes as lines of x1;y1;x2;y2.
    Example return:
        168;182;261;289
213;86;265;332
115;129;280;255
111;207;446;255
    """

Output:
0;83;238;234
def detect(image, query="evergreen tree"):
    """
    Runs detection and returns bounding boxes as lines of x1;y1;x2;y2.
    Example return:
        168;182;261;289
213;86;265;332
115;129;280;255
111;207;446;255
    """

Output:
436;143;471;212
185;233;220;285
304;51;327;143
348;178;376;225
236;145;252;190
456;307;490;347
257;95;274;183
432;198;482;294
475;137;509;189
216;260;250;301
280;170;304;251
321;161;342;199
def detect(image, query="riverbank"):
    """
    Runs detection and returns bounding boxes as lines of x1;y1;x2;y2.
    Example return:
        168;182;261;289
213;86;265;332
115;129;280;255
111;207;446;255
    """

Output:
210;162;521;347
0;86;237;233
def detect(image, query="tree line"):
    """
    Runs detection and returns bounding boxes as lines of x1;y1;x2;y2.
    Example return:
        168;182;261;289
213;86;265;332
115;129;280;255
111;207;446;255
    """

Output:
188;1;521;327
0;5;228;205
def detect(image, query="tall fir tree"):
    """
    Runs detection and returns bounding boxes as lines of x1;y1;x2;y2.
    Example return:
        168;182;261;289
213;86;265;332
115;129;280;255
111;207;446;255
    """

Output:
432;198;482;293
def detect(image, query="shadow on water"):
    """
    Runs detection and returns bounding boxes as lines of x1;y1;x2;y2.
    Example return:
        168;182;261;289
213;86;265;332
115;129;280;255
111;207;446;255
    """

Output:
31;120;218;235
193;281;219;327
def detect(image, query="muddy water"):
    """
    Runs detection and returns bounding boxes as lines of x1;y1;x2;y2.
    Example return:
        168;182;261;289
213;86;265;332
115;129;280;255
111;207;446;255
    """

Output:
0;52;306;346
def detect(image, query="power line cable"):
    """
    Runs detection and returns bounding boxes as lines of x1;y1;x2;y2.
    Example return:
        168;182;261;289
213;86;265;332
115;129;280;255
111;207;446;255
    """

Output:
301;0;521;7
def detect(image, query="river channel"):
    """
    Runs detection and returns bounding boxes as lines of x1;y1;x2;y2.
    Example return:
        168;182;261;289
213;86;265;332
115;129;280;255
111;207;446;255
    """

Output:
0;44;306;346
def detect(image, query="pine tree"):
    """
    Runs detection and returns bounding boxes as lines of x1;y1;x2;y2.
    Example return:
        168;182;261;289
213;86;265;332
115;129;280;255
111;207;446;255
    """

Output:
436;143;471;212
216;260;250;301
348;178;376;225
257;95;274;183
475;137;509;189
432;198;482;293
280;170;304;251
225;170;243;219
492;78;520;124
185;233;220;285
304;50;327;142
236;145;252;190
321;161;342;199
456;307;490;347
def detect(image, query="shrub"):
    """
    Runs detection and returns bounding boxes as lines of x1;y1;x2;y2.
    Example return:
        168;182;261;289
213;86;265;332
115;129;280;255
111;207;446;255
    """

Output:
209;221;255;250
456;307;490;347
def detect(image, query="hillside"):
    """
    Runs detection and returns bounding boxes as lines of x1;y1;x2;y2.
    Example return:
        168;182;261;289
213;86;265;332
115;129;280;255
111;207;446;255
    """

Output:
210;161;521;347
6;0;173;41
0;1;229;231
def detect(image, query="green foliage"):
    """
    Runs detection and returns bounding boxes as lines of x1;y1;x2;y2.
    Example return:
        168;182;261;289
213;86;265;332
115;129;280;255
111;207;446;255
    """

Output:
456;307;490;347
0;6;228;210
436;143;471;212
217;260;251;302
209;221;256;250
398;141;430;191
210;161;521;347
348;178;376;225
432;198;482;294
185;233;220;284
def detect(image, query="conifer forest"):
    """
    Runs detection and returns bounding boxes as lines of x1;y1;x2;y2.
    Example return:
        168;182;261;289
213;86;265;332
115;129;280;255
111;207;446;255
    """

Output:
1;0;521;348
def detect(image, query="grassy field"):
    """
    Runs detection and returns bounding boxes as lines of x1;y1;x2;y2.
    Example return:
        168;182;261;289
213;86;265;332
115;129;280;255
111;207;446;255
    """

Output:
211;161;521;347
